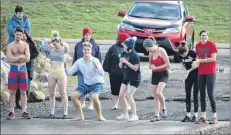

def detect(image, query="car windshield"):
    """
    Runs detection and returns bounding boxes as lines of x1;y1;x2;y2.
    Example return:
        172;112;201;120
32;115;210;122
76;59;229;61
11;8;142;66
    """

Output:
128;2;181;20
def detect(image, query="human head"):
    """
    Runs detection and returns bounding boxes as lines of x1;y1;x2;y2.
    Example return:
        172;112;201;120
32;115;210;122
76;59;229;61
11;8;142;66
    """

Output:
14;27;24;42
50;30;63;49
22;29;29;41
199;30;209;43
178;41;188;57
143;36;157;52
83;28;92;42
123;36;137;52
82;42;92;58
117;33;130;44
15;5;24;19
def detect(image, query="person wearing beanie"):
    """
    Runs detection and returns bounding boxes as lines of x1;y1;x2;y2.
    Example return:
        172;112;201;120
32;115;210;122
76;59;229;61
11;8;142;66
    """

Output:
103;33;131;110
72;27;101;110
143;37;170;122
116;36;141;121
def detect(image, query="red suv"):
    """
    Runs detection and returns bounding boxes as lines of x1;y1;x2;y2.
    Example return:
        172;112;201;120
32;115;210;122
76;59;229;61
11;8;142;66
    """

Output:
117;1;195;62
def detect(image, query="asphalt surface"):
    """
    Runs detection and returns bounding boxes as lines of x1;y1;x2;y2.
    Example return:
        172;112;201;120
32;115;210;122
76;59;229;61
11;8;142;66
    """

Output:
1;39;230;134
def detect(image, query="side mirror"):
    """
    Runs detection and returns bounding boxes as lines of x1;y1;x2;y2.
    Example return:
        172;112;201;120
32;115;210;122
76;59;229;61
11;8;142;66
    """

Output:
117;10;126;17
185;16;195;23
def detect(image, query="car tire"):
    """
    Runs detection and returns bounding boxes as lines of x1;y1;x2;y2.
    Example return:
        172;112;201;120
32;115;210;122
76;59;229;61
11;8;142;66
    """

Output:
173;52;181;63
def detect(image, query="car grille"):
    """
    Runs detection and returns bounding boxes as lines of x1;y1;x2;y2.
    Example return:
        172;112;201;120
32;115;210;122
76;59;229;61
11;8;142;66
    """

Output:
133;25;166;33
131;35;165;41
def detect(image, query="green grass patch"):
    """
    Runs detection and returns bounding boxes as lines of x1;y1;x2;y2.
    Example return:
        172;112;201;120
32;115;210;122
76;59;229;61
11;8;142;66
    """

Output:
1;0;229;43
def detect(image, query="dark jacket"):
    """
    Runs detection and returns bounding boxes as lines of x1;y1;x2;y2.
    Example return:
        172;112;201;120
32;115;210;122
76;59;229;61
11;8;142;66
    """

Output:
72;38;101;75
103;42;124;75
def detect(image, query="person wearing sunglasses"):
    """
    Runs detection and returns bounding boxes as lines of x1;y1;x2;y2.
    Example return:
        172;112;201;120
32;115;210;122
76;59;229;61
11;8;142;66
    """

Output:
178;41;199;122
143;37;170;122
192;30;218;124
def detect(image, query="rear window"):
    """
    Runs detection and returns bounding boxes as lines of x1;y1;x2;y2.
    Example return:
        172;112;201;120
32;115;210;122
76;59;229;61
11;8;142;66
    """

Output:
128;2;181;20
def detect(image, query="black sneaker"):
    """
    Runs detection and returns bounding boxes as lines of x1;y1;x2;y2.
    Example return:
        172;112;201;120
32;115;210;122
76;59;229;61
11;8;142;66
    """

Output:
150;116;160;122
191;115;197;122
62;115;68;119
21;112;31;119
181;116;191;122
7;112;15;120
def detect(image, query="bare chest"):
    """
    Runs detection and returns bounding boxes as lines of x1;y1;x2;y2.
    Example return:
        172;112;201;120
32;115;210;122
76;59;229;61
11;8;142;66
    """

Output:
11;46;25;56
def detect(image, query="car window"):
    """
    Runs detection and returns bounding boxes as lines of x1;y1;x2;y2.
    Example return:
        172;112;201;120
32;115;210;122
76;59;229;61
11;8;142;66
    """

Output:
128;2;181;20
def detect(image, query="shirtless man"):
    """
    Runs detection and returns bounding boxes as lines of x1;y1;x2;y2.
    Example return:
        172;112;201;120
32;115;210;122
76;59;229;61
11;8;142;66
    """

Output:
6;27;31;120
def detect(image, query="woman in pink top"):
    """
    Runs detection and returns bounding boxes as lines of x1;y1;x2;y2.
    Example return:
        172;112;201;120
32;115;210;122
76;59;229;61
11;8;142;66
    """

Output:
143;37;170;122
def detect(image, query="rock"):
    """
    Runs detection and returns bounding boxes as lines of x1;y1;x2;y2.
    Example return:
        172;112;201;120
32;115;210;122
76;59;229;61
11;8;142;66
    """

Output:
1;51;6;58
1;60;10;85
30;81;39;91
1;91;9;104
41;82;48;88
28;91;45;102
37;72;48;82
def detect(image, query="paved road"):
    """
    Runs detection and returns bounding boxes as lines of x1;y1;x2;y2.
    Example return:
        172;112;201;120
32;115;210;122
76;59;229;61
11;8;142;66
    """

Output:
1;39;230;134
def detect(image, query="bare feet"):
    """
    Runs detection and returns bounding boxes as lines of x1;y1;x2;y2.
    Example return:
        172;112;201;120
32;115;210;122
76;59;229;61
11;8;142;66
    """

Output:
98;115;106;121
81;104;86;109
73;115;85;121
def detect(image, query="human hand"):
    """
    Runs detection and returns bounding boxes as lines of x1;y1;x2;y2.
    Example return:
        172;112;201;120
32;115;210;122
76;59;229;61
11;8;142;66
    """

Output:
151;64;156;71
121;58;128;64
93;58;100;69
192;61;199;68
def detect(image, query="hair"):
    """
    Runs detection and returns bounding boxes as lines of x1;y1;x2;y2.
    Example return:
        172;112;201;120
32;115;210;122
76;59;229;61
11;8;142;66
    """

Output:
23;29;39;59
148;36;157;46
199;30;208;36
178;41;188;55
15;5;24;13
83;42;92;48
15;27;24;33
50;30;61;43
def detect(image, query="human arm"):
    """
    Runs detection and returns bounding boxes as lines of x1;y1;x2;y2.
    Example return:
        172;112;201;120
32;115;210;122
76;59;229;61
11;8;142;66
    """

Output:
65;60;79;76
6;45;24;63
102;47;112;72
93;58;104;76
17;43;30;62
7;19;15;37
95;45;102;63
122;54;140;72
25;17;31;34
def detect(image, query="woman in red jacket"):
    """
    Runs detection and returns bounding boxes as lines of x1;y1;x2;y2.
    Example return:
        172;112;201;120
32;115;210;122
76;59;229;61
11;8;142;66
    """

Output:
143;37;170;122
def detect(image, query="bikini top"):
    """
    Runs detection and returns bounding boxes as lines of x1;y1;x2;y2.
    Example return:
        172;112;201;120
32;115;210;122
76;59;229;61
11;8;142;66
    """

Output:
49;49;65;62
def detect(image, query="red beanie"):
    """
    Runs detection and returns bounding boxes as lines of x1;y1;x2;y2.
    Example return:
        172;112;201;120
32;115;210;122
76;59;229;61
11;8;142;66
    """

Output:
117;33;130;43
83;28;92;37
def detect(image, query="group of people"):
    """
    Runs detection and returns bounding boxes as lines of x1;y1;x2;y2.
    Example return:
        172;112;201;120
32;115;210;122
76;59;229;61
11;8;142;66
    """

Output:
5;5;218;124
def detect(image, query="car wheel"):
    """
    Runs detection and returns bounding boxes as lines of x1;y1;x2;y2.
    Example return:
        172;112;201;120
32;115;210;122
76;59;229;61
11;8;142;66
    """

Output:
173;52;181;63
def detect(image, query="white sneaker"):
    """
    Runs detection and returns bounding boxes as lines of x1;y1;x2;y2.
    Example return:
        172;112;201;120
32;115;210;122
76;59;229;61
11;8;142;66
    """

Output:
128;115;139;122
116;114;129;121
162;109;167;118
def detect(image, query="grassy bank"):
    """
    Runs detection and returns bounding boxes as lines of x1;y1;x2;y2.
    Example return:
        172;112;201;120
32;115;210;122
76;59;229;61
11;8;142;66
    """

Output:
1;0;229;43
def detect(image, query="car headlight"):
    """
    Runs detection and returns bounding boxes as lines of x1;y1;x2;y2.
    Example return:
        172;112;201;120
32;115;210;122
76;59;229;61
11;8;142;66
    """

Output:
120;22;135;31
163;26;181;33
